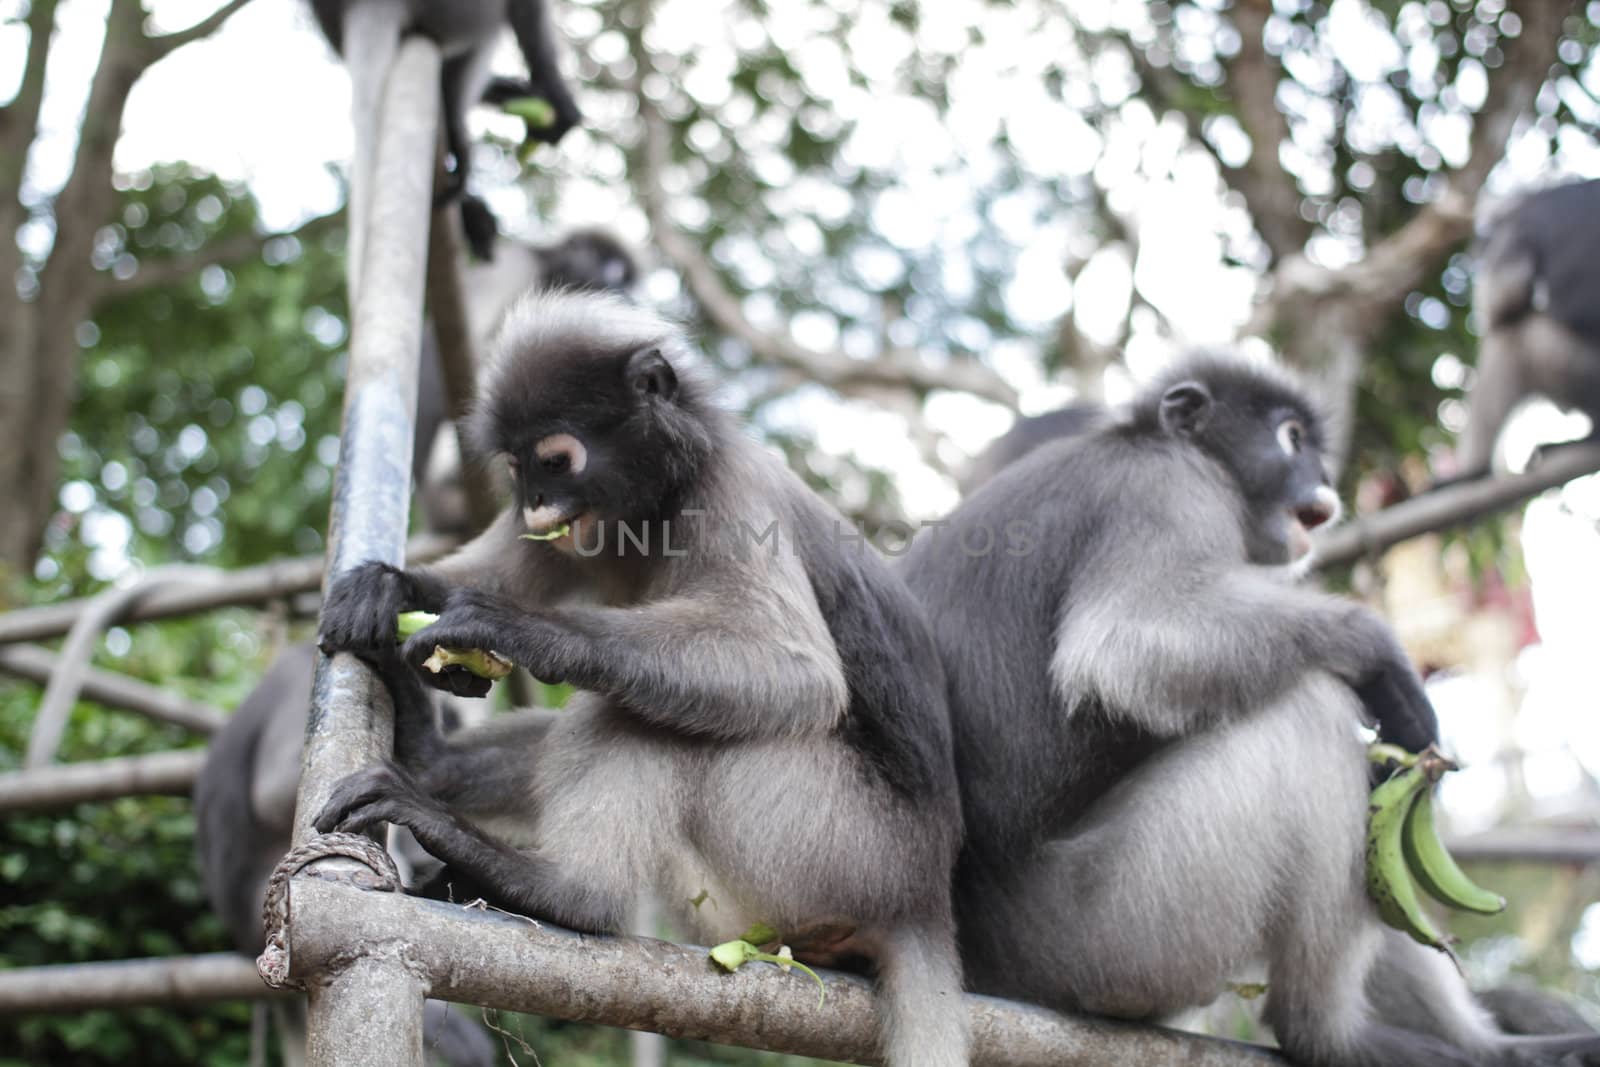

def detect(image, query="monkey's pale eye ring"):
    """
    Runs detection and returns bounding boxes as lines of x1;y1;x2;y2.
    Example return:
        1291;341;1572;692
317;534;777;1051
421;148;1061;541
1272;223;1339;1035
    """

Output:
534;433;588;475
1276;420;1305;456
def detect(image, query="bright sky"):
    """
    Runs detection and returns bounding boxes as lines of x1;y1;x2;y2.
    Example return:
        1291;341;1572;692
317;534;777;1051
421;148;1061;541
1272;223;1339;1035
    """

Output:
8;0;1600;959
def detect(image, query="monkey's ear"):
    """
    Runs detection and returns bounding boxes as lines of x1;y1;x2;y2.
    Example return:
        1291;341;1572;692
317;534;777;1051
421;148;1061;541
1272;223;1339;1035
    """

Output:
1159;381;1212;436
626;347;678;401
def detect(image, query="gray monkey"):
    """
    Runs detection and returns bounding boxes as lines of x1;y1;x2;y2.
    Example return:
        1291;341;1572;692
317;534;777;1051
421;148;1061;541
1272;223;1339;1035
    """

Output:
310;0;583;274
313;290;970;1067
900;356;1600;1066
1452;178;1600;483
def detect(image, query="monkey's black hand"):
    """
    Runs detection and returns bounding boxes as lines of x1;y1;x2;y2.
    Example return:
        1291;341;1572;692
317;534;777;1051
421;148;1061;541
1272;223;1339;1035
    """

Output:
314;761;440;837
1354;661;1439;755
401;588;572;688
319;562;442;656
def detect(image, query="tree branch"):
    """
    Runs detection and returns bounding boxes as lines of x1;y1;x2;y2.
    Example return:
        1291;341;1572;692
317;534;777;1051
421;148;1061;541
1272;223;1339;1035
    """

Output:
0;0;59;190
1260;0;1569;317
1313;441;1600;570
1220;0;1314;261
144;0;256;60
623;22;1017;409
96;210;342;301
0;749;203;812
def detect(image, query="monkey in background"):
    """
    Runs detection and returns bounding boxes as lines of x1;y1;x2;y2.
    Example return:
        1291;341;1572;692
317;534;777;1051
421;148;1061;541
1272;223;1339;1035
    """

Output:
1451;178;1600;483
314;290;969;1066
902;357;1600;1066
413;228;637;533
960;402;1106;493
310;0;584;277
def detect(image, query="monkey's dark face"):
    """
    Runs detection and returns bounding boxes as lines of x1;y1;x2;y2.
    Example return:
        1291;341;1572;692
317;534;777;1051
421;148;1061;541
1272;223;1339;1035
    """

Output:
1154;366;1340;566
475;336;713;550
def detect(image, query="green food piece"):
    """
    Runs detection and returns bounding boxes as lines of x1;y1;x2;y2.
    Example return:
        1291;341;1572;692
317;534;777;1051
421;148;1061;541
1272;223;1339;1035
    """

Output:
519;524;570;543
709;939;757;972
688;889;711;910
1366;742;1418;768
1229;982;1268;1000
501;95;557;127
708;939;826;1007
396;611;439;639
421;645;514;681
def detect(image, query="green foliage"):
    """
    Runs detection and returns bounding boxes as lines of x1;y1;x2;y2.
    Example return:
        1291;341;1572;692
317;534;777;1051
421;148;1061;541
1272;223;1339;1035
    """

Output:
43;164;347;591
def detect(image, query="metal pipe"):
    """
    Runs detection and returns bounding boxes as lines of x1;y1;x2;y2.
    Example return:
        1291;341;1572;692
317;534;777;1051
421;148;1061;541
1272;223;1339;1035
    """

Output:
292;34;441;847
291;36;441;1067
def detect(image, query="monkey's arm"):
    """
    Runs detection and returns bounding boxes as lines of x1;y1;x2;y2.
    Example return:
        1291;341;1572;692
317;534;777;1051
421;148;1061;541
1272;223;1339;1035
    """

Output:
1052;564;1437;752
401;582;850;742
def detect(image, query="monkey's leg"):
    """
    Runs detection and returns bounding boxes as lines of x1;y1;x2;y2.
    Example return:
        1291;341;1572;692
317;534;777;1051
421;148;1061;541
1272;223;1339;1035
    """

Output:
437;49;501;263
1370;932;1600;1064
693;740;968;1067
1454;330;1527;483
959;675;1484;1067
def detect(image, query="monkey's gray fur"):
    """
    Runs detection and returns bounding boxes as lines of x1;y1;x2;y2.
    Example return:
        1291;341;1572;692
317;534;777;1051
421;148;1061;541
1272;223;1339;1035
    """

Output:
1454;178;1600;482
901;356;1600;1066
315;290;969;1067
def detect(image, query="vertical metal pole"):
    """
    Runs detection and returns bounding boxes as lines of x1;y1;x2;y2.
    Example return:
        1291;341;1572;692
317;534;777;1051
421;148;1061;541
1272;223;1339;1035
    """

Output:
289;35;442;1067
294;35;441;846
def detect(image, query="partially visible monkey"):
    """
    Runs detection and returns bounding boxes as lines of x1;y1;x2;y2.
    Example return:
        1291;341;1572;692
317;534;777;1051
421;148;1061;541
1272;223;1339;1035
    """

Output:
194;647;500;1067
413;228;638;532
310;0;584;279
1452;178;1600;483
313;290;969;1066
960;403;1106;493
901;356;1600;1066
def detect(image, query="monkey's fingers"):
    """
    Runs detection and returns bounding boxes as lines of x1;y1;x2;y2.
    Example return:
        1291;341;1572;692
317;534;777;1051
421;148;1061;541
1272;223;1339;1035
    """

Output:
423;664;494;700
320;562;419;654
1355;668;1439;755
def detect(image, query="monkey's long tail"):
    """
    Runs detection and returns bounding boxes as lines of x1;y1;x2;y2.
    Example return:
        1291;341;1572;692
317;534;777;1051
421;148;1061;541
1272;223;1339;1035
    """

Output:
874;921;970;1067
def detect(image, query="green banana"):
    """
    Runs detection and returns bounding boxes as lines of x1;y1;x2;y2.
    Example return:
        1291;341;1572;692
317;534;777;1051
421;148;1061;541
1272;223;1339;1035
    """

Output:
1402;786;1506;916
1365;764;1448;950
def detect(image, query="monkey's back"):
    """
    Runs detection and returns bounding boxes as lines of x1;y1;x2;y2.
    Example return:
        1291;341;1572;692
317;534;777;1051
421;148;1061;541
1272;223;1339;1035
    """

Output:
902;429;1188;857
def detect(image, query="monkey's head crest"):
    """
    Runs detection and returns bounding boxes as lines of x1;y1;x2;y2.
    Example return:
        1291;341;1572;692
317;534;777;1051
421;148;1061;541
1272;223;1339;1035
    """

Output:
470;291;724;542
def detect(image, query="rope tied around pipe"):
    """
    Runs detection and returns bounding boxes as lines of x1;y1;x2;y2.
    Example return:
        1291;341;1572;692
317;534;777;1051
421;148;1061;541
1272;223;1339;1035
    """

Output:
256;832;401;990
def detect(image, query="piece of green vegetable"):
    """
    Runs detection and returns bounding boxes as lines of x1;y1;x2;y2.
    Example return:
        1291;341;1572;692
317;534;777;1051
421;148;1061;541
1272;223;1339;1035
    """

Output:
396;611;439;638
708;937;826;1007
421;645;514;681
519;524;570;543
501;95;557;128
394;612;513;682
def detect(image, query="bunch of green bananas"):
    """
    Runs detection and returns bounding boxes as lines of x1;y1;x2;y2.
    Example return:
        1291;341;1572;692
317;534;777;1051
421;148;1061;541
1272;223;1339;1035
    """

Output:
1366;744;1506;950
